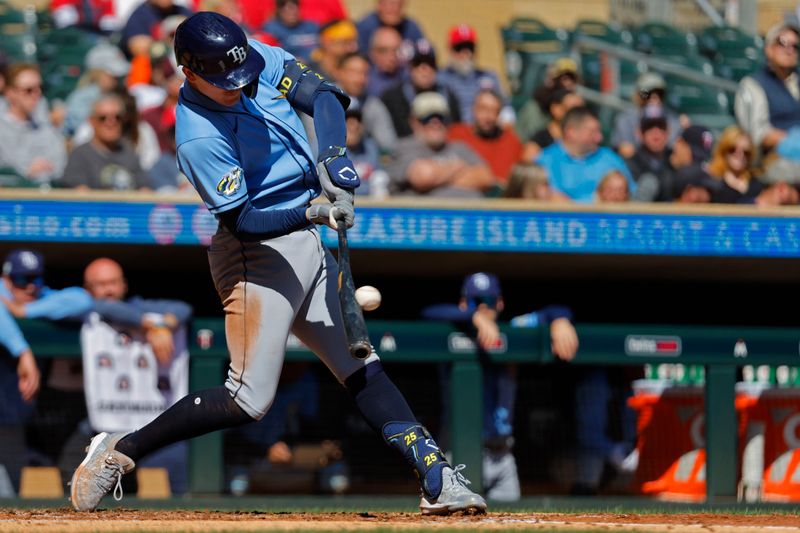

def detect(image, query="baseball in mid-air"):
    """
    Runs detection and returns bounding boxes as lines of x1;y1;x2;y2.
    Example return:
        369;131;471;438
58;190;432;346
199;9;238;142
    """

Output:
355;285;381;311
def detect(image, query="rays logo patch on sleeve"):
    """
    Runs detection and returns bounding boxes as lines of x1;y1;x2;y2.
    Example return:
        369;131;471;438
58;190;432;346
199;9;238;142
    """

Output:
216;167;243;198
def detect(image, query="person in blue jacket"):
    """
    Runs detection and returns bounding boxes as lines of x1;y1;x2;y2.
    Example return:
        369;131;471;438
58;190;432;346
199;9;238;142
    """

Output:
0;249;93;492
422;272;578;501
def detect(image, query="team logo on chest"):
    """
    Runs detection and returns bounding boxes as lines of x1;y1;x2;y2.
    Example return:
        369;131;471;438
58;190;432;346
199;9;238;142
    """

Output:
227;45;247;65
216;167;243;198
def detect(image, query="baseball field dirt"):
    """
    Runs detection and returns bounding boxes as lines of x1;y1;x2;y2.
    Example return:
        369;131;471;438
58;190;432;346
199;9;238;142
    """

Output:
2;509;800;532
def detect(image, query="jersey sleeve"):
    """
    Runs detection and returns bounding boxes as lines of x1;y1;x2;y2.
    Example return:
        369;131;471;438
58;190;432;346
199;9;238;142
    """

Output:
177;136;248;214
249;40;295;88
0;305;29;357
25;287;93;320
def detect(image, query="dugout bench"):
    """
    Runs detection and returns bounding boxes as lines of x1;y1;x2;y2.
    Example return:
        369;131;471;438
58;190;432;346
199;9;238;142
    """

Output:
19;318;800;502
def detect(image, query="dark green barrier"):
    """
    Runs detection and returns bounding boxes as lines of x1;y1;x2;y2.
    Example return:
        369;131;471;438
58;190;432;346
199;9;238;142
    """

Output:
20;319;800;501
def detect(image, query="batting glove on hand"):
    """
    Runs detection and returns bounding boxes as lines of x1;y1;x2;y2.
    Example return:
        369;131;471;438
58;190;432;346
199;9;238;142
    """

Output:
332;190;355;228
306;201;354;230
317;147;360;202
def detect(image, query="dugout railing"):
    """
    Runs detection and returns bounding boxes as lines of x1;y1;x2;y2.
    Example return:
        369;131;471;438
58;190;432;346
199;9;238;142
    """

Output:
17;318;800;502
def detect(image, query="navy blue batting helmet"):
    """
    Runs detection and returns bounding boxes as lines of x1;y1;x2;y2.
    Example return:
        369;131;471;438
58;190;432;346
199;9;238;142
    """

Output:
174;12;265;90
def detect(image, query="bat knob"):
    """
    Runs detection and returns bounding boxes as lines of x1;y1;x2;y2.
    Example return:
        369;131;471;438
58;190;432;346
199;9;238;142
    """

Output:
351;341;372;360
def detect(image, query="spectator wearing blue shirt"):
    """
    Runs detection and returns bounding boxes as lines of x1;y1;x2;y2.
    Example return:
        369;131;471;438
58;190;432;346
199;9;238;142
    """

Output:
121;0;193;58
356;0;426;64
0;249;92;493
263;0;320;63
423;273;577;501
536;107;636;203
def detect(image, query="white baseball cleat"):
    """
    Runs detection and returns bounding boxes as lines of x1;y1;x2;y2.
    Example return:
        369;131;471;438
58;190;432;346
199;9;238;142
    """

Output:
419;464;488;515
70;432;135;511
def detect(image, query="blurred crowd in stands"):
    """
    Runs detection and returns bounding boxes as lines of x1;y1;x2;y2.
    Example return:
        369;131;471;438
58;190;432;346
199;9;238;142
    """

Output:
2;0;800;205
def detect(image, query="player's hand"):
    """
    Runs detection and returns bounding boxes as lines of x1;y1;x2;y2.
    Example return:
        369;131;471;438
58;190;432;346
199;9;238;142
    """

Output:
550;317;579;361
316;150;360;202
332;190;355;228
146;326;175;365
472;306;500;350
0;296;26;318
306;201;354;230
17;350;40;402
267;441;293;465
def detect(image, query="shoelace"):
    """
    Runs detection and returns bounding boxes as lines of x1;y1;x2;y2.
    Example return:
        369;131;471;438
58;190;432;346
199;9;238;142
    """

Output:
449;464;471;487
96;454;125;502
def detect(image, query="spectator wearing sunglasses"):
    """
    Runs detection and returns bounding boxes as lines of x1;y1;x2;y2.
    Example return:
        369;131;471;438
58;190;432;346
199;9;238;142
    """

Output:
736;23;800;185
62;93;149;190
438;25;514;126
385;91;493;197
0;249;92;493
707;125;799;205
611;72;682;159
0;64;67;186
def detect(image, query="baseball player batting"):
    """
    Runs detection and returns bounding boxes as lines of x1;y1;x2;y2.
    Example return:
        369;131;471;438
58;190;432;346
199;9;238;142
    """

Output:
69;12;486;515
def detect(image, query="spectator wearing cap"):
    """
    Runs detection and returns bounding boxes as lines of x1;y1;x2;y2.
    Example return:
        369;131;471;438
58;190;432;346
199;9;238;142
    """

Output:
365;26;405;98
64;42;131;137
0;250;93;493
438;24;514;125
447;89;524;183
263;0;320;63
611;72;682;159
62;93;149;190
385;92;493;197
309;19;358;79
121;0;193;59
625;105;675;202
670;124;718;202
356;0;426;63
423;272;577;501
735;23;800;184
536;106;635;203
333;52;396;153
381;40;461;139
515;56;581;143
706;125;798;205
0;64;67;185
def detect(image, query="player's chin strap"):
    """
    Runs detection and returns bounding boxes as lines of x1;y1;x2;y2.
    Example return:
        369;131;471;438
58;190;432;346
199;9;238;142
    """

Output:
383;421;449;499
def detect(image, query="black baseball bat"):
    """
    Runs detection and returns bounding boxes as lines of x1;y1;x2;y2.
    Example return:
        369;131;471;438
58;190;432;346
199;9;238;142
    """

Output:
337;221;372;359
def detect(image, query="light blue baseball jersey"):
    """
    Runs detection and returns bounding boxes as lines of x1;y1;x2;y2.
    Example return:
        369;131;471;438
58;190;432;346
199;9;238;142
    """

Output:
176;40;321;215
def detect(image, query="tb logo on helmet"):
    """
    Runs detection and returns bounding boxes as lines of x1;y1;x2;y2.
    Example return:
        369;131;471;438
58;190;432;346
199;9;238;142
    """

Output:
227;46;247;65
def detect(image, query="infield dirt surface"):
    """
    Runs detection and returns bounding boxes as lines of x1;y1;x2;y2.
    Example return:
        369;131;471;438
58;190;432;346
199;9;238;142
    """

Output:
2;509;800;532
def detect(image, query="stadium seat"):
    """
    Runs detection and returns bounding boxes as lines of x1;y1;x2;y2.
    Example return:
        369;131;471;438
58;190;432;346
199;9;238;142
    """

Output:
37;27;99;101
501;17;569;110
0;23;36;62
664;77;734;131
0;166;36;188
572;19;637;94
0;3;29;25
699;25;762;61
634;21;699;61
19;467;63;498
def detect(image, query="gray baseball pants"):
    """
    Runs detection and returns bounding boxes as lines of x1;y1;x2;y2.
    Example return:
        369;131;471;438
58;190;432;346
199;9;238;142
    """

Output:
208;224;378;420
